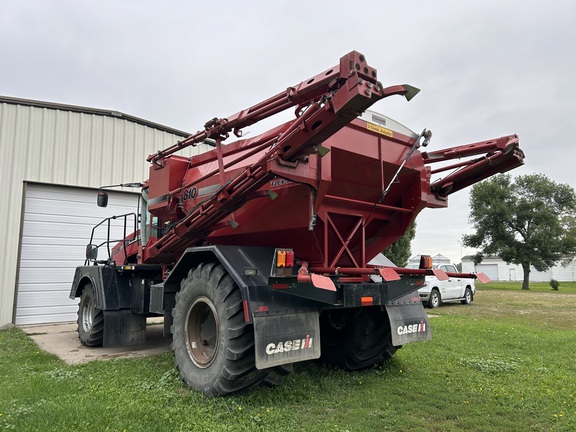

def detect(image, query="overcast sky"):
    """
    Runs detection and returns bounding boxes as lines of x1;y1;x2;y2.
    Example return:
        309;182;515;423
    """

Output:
2;1;575;263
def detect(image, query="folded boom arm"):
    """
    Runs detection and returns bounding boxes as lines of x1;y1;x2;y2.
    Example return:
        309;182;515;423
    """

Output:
423;134;524;197
147;52;418;165
144;51;417;262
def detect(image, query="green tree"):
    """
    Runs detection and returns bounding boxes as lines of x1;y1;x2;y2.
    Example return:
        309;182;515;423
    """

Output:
383;222;416;267
463;174;576;290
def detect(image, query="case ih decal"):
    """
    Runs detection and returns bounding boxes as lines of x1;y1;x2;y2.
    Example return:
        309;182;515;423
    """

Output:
397;320;426;336
265;334;313;356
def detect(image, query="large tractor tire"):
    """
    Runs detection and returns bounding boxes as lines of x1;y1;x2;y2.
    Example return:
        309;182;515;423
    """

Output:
319;307;398;371
172;262;290;396
77;283;104;347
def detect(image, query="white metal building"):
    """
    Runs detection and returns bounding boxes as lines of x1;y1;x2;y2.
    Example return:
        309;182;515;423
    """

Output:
0;96;212;327
408;254;451;267
461;255;576;282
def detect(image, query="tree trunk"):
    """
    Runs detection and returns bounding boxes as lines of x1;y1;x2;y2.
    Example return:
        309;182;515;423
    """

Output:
521;262;531;290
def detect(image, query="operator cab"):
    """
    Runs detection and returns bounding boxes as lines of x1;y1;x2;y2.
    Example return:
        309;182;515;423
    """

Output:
140;187;164;246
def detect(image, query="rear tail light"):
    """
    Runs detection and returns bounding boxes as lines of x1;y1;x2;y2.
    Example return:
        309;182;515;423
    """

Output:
361;296;374;306
277;250;286;267
286;250;294;267
276;249;294;268
274;248;294;277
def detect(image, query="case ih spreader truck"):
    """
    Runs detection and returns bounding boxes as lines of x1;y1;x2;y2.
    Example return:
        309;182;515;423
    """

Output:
70;51;524;396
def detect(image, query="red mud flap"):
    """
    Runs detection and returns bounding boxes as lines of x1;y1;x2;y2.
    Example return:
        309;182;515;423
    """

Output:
253;311;321;369
385;302;432;346
475;272;491;284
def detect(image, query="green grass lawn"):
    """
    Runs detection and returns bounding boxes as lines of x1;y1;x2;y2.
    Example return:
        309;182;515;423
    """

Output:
1;287;576;431
483;280;576;293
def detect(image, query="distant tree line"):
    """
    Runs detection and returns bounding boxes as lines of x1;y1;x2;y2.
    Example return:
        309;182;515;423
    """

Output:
463;173;576;290
383;222;416;268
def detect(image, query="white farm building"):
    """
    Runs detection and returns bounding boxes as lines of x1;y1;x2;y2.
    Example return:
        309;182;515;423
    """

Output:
408;254;451;267
461;255;576;282
0;96;212;327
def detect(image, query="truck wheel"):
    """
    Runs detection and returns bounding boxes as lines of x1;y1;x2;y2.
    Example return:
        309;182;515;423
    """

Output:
428;288;441;308
77;283;104;347
319;307;397;370
461;287;473;305
172;262;284;396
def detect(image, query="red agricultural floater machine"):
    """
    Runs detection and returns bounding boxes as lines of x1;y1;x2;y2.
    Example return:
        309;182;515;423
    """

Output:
70;51;524;395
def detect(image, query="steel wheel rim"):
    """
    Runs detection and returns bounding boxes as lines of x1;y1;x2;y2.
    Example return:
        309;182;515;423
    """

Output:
82;298;93;332
432;292;439;307
185;296;219;368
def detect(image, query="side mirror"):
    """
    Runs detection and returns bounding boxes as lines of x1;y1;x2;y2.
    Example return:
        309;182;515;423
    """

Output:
86;244;98;261
97;190;108;207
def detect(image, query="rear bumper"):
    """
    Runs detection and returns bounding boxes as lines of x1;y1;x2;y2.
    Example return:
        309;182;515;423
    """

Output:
418;292;430;302
418;287;431;302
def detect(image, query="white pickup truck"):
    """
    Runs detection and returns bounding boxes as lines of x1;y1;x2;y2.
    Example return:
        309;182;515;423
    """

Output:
417;264;475;308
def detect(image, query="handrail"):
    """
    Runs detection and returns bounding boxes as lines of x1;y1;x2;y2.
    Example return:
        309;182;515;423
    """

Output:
85;212;138;265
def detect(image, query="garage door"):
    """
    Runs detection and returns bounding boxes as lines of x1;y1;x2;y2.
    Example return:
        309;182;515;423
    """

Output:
475;264;499;281
16;184;139;325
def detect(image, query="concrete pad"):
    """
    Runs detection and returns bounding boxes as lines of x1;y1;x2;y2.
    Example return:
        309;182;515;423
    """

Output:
22;321;172;365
